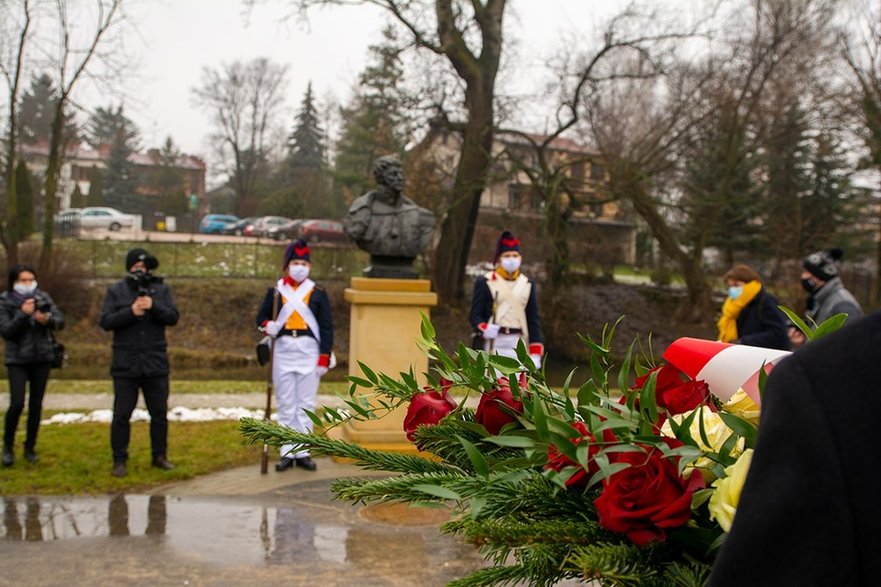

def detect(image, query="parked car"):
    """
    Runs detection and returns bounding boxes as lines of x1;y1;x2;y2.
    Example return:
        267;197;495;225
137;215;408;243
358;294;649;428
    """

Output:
298;219;349;244
250;216;294;238
79;207;136;231
266;219;305;241
199;214;239;234
223;217;257;236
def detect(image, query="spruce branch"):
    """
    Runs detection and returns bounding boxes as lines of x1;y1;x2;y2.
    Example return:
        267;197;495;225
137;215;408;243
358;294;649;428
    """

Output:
444;518;610;549
239;418;459;474
568;542;658;587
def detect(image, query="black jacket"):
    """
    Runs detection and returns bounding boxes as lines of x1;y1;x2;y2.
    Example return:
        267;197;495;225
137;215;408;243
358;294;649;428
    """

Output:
708;310;881;586
256;283;333;355
0;290;64;366
99;275;179;378
469;275;543;344
734;288;789;350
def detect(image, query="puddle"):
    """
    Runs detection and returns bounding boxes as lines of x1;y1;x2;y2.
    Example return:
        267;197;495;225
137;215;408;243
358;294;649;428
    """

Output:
0;490;488;586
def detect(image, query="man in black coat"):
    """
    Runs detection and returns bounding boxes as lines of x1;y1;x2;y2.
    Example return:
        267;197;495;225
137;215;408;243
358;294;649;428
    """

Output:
708;310;881;585
100;248;179;478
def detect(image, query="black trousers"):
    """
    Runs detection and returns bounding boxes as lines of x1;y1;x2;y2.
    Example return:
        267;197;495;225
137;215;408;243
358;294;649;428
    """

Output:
111;376;169;462
3;363;51;451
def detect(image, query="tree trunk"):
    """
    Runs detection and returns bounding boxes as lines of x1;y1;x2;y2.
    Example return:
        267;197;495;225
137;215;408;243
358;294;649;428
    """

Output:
39;103;66;272
433;84;494;304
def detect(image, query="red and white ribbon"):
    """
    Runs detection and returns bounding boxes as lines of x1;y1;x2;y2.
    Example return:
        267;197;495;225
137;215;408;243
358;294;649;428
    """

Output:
662;338;791;405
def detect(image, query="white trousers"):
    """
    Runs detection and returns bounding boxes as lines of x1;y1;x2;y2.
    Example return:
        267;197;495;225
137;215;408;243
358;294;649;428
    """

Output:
272;335;320;459
483;333;526;360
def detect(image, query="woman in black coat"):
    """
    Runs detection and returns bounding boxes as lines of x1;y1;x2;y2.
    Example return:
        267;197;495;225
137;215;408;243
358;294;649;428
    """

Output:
717;264;789;350
0;264;64;466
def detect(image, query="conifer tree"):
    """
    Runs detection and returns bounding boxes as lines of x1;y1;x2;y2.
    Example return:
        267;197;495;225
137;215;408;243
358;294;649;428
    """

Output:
14;161;34;238
103;128;139;212
287;82;325;172
87;167;105;207
17;73;76;144
334;26;410;201
85;104;139;150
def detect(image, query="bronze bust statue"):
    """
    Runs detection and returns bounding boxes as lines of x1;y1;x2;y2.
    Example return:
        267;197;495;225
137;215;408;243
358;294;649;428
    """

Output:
344;156;435;278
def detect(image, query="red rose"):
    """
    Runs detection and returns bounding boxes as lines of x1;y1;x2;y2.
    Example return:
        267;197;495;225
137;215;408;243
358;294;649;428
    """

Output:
593;440;705;547
634;365;709;416
545;421;599;488
403;386;458;442
474;377;524;435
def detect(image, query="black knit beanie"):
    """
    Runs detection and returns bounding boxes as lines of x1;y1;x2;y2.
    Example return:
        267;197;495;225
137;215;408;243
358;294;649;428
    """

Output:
803;248;842;282
125;248;158;271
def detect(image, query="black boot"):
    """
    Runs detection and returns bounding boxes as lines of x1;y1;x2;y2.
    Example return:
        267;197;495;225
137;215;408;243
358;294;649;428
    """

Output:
275;457;294;472
2;446;12;467
295;456;317;471
24;449;38;464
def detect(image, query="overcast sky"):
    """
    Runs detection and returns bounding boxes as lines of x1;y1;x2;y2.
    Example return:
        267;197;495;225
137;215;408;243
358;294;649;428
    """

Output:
102;1;634;160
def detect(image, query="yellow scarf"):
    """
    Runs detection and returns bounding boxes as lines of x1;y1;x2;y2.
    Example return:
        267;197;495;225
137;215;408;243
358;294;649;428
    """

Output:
495;267;520;280
717;280;762;343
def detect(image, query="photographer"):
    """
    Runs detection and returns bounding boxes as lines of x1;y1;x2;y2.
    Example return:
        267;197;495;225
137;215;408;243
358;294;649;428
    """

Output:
100;248;179;478
0;265;64;466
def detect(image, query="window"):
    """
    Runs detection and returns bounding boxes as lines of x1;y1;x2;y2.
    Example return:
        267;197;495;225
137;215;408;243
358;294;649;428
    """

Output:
508;184;523;210
590;162;605;181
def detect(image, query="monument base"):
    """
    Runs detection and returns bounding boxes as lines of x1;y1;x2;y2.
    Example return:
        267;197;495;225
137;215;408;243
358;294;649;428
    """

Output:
337;277;437;456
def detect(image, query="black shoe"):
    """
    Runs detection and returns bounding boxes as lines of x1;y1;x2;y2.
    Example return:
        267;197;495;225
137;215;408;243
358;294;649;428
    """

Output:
112;462;127;478
151;456;175;470
2;447;12;467
275;457;294;472
295;457;317;471
24;449;38;464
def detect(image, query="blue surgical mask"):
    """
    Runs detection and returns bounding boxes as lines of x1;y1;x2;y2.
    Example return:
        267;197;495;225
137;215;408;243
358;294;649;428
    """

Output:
728;286;743;300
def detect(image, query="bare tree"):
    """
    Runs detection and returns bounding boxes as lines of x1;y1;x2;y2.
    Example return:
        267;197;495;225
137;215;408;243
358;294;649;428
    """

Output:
192;58;288;217
0;0;34;266
37;0;127;271
267;0;506;304
843;0;881;302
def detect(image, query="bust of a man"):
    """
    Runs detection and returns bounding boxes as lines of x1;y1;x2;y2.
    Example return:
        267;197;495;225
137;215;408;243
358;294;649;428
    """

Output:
344;156;435;278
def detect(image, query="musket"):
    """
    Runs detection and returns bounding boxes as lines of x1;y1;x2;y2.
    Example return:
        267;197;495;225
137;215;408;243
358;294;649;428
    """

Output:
488;291;498;355
260;290;279;475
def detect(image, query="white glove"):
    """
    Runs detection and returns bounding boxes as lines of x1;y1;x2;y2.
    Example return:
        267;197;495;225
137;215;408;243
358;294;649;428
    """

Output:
481;323;501;340
316;366;328;378
264;321;282;337
530;354;542;369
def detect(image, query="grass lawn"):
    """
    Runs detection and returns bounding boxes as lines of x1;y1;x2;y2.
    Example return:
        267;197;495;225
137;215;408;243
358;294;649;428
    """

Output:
0;379;353;395
0;419;261;495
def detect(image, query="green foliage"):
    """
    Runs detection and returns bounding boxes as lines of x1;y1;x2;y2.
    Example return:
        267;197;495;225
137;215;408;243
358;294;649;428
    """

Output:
17;73;76;144
87;167;105;206
85;103;140;150
103;128;141;213
240;314;756;586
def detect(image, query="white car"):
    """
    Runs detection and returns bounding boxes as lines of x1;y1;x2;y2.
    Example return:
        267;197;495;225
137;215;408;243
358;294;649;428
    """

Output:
79;207;136;231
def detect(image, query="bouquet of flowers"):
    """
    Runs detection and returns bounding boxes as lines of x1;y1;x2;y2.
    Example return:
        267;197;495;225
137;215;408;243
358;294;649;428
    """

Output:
240;314;835;587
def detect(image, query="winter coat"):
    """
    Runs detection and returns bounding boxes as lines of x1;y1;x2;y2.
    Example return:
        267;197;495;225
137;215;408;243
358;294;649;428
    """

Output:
99;275;179;378
0;290;64;366
708;310;881;586
807;276;863;325
470;274;544;344
734;288;790;350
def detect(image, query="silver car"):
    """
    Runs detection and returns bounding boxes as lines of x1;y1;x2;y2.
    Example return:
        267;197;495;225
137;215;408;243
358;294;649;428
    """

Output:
79;207;136;231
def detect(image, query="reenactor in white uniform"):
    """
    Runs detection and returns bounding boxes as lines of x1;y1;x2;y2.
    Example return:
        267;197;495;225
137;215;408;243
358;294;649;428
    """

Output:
257;240;334;472
469;231;544;368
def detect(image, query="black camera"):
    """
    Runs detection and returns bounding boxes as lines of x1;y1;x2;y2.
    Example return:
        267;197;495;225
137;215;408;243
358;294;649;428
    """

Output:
32;293;52;313
129;269;164;297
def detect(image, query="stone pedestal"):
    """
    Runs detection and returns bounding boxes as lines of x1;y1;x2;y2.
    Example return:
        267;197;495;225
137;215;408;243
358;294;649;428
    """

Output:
338;277;437;452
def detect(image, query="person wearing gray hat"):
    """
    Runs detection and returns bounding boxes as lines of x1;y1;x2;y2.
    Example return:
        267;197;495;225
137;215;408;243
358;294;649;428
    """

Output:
788;248;862;348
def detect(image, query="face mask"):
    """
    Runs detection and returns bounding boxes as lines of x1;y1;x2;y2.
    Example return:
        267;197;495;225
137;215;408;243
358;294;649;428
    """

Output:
801;277;817;293
288;265;310;283
13;282;37;296
500;257;521;274
727;286;743;300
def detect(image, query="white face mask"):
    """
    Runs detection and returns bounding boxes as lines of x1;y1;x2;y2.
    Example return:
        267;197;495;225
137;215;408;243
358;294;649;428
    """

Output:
288;264;310;283
13;282;37;296
500;257;521;274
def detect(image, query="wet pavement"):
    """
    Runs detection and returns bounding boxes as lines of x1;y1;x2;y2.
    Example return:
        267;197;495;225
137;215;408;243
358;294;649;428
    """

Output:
0;460;491;587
